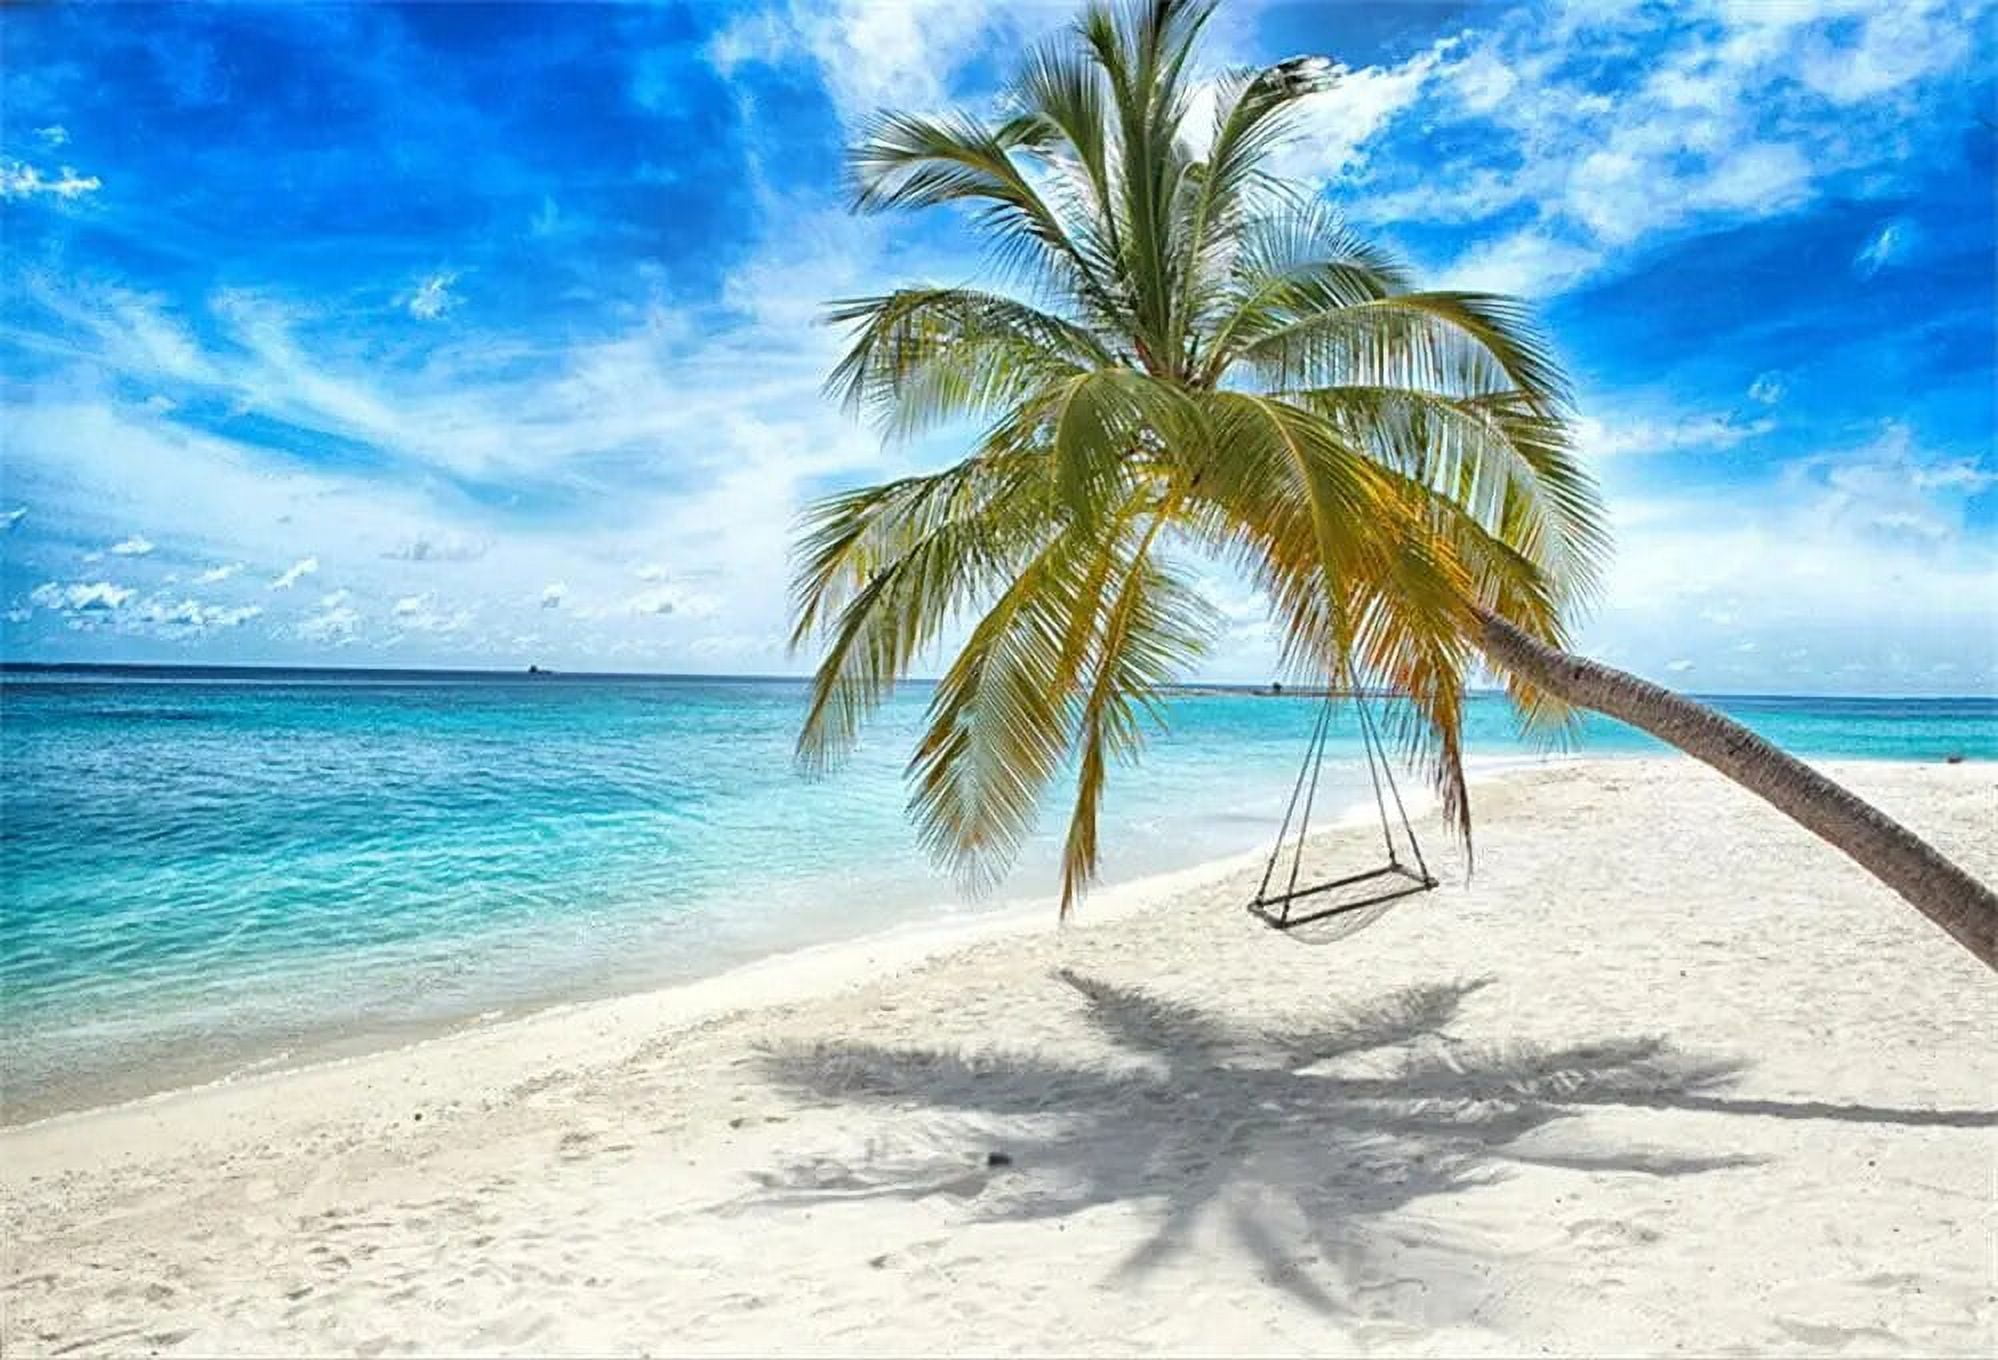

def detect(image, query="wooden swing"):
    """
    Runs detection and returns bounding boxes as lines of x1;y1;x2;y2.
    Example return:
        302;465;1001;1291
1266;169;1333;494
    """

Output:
1248;677;1437;933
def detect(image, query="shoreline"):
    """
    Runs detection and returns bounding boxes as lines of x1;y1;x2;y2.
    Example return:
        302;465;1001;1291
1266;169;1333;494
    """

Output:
4;747;1977;1134
3;751;1576;1132
5;754;1991;1355
0;832;1271;1139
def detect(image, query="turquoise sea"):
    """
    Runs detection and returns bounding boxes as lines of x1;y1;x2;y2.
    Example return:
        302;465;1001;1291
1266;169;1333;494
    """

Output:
3;666;1993;1121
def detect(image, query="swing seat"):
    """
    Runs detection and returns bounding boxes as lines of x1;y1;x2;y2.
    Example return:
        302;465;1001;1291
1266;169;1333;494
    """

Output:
1248;861;1436;930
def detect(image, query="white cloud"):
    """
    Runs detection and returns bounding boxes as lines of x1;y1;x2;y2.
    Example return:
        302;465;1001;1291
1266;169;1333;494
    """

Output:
271;556;319;589
30;581;134;612
1267;44;1449;184
16;236;889;499
1794;1;1973;103
1911;462;1998;494
404;272;460;321
394;602;473;634
296;602;362;644
1441;45;1517;114
383;533;486;563
704;9;792;80
1435;229;1601;296
706;0;1026;126
194;562;243;584
35;125;69;147
1;306;872;670
109;534;155;556
1798;423;1994;542
541;583;566;609
628;588;682;616
1852;219;1913;277
369;592;475;637
0;160;101;201
1573;402;1773;460
1747;373;1786;406
1692;141;1814;214
131;596;263;635
34;20;1983;692
575;579;724;622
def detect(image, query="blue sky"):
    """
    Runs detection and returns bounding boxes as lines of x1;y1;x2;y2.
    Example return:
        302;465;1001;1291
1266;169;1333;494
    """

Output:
3;0;1992;694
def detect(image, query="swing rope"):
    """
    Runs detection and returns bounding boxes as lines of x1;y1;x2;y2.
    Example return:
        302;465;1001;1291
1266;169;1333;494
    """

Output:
1248;671;1438;932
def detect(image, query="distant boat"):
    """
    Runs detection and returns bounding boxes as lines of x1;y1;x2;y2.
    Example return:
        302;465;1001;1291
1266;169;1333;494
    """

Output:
526;664;554;676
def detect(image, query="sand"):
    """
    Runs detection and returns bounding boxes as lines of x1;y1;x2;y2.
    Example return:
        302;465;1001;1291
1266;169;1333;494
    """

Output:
3;757;1994;1356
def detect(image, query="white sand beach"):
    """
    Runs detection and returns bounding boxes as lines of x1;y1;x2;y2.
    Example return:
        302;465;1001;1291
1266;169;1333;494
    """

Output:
3;757;1993;1356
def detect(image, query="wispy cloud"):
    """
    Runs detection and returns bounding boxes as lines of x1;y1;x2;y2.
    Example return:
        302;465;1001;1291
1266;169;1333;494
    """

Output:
271;556;319;590
404;271;460;321
1853;219;1914;277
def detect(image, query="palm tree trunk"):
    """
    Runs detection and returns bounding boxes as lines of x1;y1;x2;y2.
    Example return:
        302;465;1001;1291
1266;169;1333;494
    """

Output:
1474;608;1997;971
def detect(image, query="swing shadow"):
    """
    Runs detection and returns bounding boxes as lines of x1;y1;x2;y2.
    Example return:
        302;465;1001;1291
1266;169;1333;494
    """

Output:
748;972;1768;1319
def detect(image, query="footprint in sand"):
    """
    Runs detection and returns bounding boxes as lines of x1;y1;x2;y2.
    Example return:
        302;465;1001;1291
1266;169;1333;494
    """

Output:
1775;1316;1906;1349
1565;1217;1662;1247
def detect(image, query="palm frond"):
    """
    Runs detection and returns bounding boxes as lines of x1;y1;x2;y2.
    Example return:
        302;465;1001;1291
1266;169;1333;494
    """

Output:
1237;291;1572;410
904;520;1106;891
1179;61;1346;330
1058;517;1216;913
848;110;1125;325
1044;367;1196;514
824;287;1113;436
790;449;1050;773
1286;384;1609;607
1198;201;1412;376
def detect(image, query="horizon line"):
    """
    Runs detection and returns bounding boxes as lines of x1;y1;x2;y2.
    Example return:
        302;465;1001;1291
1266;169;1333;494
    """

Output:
2;659;1992;705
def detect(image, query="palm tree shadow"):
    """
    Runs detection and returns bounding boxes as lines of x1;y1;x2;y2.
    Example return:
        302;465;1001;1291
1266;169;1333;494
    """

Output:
748;972;1772;1317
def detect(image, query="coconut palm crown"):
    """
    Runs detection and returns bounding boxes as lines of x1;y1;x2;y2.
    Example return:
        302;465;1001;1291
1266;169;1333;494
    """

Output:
790;0;1610;914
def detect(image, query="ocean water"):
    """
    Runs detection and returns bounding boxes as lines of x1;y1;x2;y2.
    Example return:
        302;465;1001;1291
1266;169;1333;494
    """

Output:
3;667;1992;1121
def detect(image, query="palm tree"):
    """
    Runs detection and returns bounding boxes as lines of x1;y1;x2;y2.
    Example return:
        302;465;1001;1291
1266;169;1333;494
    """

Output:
789;0;1995;968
